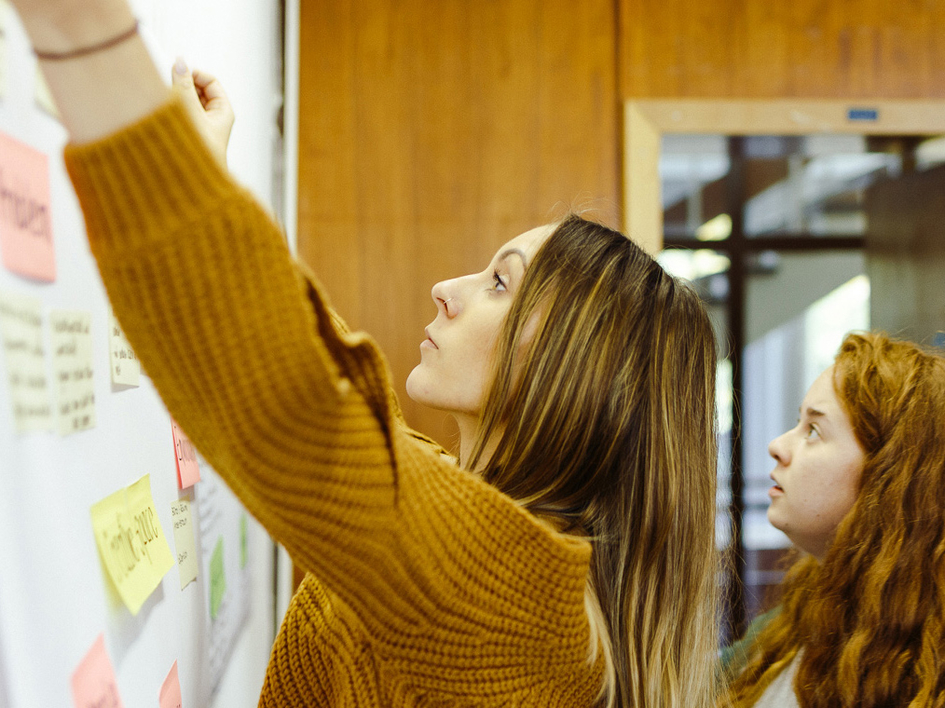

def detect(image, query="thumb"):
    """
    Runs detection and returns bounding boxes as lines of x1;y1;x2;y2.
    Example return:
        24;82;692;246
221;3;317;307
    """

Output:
171;58;200;103
172;58;193;86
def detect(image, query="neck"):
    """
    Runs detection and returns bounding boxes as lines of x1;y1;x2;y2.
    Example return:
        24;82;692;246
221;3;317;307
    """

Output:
453;413;501;472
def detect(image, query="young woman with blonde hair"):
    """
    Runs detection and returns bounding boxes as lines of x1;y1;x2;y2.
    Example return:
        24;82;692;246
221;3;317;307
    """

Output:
724;332;945;707
13;0;722;705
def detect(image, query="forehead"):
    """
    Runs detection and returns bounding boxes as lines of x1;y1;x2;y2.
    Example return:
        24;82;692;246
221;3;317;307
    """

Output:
495;224;555;262
804;366;841;412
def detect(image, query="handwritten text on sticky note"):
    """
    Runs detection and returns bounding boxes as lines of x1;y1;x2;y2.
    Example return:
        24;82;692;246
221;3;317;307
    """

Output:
91;474;175;615
70;634;124;708
170;498;198;590
0;130;55;281
171;419;200;488
0;290;52;431
51;310;95;435
108;310;139;386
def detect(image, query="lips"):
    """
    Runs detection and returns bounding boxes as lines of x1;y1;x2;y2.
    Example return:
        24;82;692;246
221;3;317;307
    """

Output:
423;328;438;349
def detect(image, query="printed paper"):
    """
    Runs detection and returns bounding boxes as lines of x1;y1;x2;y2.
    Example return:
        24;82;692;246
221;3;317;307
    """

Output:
90;475;175;615
197;464;251;693
240;514;247;569
0;291;52;431
171;419;200;488
0;131;55;281
70;634;124;708
50;310;95;435
108;310;139;386
170;498;198;590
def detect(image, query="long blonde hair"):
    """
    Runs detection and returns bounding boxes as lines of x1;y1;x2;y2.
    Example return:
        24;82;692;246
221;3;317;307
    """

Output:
469;215;721;707
724;332;945;707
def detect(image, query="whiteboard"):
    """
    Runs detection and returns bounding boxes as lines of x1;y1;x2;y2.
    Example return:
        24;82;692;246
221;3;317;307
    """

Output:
0;0;285;706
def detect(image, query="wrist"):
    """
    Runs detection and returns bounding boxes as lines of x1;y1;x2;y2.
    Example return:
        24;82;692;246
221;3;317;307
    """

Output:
17;1;136;56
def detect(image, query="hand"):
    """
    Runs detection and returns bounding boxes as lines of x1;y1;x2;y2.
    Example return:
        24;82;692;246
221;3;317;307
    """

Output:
172;60;235;168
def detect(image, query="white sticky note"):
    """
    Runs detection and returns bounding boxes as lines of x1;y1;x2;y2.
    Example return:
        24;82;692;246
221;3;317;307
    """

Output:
170;498;198;589
108;310;139;386
50;310;95;435
0;290;53;432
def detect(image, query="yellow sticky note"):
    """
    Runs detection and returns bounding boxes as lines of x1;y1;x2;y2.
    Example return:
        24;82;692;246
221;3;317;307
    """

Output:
91;475;175;615
170;499;198;590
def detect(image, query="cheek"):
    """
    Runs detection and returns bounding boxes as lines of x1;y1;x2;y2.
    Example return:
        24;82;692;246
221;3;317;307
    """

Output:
799;461;861;527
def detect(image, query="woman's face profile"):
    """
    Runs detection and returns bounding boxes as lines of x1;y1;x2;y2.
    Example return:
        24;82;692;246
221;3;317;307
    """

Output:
405;224;553;418
766;366;866;558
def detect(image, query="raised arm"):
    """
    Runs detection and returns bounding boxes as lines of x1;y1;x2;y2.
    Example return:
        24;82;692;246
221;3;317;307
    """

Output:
13;1;595;693
13;0;167;142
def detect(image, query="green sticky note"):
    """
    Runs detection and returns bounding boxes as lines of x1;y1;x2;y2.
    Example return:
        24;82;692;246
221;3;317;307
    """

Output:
240;515;247;569
209;537;226;619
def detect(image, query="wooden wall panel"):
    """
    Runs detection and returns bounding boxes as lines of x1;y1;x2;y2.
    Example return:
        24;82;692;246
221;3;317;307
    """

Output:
620;0;945;98
298;0;620;443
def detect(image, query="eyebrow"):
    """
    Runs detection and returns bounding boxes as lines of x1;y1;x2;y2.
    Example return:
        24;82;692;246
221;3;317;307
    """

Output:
498;248;528;268
801;407;827;419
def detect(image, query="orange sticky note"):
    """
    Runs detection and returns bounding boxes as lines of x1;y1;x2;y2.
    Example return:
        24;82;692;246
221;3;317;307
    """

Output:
0;130;55;281
171;419;200;488
70;634;124;708
159;661;182;708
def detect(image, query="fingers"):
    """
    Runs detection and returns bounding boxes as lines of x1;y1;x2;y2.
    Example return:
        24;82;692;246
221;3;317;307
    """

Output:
191;69;231;114
171;61;233;119
168;58;235;167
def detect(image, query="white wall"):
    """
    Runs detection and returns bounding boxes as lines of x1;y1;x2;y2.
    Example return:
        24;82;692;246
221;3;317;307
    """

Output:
0;1;289;706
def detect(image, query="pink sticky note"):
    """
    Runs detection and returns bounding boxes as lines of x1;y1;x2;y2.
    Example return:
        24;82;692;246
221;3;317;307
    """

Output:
171;419;200;488
0;131;56;281
70;634;124;708
159;661;182;708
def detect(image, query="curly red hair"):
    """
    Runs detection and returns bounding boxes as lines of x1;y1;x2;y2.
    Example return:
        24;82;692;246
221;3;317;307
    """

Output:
724;332;945;708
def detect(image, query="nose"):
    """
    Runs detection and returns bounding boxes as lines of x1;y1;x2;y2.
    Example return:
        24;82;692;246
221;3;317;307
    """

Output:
768;430;790;466
431;279;460;318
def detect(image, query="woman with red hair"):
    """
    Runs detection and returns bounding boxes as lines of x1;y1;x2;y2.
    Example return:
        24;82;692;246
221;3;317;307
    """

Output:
724;332;945;707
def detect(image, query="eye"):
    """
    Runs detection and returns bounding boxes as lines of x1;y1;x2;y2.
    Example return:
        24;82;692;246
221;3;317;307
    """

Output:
492;270;507;292
805;424;820;440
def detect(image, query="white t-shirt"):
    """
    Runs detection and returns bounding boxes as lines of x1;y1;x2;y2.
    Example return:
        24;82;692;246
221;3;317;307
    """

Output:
753;652;801;708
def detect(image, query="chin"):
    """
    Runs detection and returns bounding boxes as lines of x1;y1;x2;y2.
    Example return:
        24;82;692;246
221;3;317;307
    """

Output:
406;366;444;409
766;509;786;535
405;366;426;404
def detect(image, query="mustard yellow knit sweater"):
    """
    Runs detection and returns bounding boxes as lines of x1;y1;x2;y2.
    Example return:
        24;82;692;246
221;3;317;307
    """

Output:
64;98;602;707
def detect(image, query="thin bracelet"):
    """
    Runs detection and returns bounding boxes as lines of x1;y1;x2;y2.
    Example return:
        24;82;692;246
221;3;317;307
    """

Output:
34;20;140;62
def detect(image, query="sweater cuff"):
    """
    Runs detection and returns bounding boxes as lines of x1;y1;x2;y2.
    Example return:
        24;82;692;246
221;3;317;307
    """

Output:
63;95;234;254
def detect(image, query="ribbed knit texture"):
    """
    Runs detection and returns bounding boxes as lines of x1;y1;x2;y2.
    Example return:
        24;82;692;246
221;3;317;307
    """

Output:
63;97;602;707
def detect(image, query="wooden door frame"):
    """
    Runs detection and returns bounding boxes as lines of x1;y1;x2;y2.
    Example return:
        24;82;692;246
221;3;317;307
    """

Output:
624;99;945;254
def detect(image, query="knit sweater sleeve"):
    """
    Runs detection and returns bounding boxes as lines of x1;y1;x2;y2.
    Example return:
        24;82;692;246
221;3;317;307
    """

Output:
63;98;593;688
